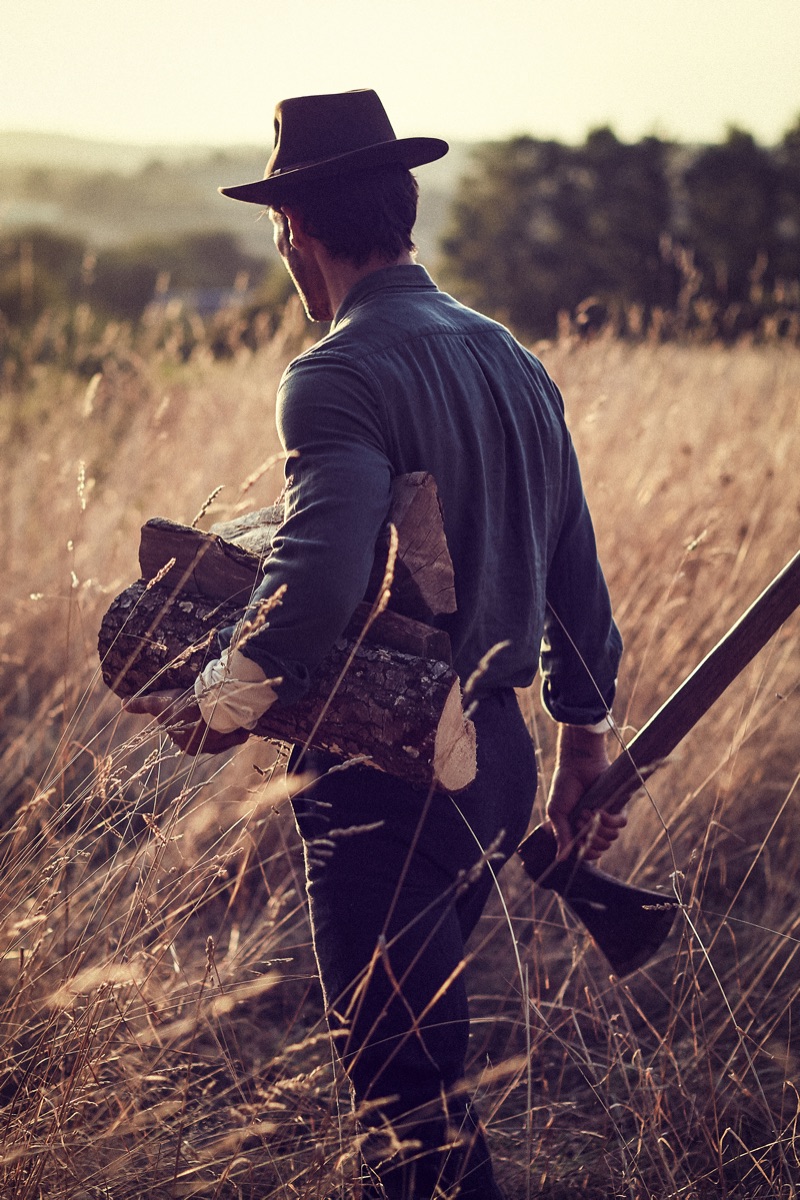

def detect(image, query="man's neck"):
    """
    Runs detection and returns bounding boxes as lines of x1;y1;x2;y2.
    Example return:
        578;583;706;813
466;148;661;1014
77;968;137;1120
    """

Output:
320;251;415;317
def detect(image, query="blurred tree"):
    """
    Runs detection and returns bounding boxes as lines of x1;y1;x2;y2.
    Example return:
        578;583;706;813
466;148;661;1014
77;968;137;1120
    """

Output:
0;228;85;324
23;167;56;200
439;129;672;337
0;227;270;325
69;170;131;217
579;128;675;311
84;231;268;319
774;115;800;284
90;250;163;320
682;127;781;301
439;137;588;334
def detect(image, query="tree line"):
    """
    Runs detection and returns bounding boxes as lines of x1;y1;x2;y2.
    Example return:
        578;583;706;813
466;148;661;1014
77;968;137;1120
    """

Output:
438;121;800;339
2;120;800;348
0;228;279;325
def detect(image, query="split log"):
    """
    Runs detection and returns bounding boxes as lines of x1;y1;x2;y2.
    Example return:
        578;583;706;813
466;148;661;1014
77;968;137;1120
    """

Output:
362;472;457;622
100;472;475;791
138;472;457;618
99;579;475;792
138;516;265;606
210;503;284;554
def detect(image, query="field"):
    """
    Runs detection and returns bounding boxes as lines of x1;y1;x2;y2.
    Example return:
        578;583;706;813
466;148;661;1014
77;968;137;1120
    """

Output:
1;308;798;1199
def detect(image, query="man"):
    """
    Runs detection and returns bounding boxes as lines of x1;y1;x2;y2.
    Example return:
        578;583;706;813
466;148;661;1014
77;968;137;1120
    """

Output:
127;90;625;1199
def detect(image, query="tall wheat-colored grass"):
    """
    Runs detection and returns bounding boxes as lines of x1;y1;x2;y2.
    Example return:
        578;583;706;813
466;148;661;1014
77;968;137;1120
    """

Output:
0;310;798;1198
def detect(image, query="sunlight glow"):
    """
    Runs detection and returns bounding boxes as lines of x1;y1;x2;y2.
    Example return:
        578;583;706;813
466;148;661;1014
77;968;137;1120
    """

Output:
2;0;798;148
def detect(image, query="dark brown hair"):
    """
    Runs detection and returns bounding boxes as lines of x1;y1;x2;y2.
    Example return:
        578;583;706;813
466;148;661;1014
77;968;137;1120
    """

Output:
276;165;419;266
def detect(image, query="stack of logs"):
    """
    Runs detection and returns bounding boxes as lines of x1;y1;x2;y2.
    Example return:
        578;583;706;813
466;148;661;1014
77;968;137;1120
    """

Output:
99;473;477;791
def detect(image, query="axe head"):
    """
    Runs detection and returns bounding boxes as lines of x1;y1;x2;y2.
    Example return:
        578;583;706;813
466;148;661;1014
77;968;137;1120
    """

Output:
517;826;679;976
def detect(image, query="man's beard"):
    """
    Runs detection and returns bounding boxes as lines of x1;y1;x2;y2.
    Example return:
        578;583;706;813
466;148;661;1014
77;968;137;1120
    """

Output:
286;247;332;323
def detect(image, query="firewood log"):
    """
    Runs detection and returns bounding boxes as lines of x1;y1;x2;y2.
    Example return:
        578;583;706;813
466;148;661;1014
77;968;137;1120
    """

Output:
99;580;474;791
137;472;457;618
100;474;475;791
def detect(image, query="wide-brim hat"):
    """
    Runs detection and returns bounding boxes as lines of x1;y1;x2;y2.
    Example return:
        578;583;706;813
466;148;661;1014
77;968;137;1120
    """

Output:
219;89;449;206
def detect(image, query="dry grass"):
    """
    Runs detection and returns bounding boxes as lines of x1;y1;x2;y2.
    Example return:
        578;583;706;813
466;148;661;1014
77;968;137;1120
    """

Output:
0;310;798;1199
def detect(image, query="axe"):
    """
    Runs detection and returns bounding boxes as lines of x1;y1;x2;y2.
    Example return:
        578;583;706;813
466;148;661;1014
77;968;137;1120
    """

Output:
516;549;800;976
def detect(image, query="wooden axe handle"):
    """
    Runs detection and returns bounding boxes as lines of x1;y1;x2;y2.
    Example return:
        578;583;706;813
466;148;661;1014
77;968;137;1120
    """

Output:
571;548;800;820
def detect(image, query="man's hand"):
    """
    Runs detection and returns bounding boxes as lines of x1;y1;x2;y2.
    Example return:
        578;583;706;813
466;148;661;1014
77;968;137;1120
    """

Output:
546;724;627;862
123;689;249;757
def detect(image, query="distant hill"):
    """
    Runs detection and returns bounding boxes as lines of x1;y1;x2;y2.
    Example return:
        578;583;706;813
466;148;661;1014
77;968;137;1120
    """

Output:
0;131;473;266
0;131;264;174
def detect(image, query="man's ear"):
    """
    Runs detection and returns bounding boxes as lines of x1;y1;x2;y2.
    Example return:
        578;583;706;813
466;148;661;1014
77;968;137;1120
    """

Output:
282;206;310;249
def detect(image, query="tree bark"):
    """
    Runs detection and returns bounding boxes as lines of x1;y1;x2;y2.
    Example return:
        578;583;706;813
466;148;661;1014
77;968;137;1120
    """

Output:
101;473;474;789
100;579;475;792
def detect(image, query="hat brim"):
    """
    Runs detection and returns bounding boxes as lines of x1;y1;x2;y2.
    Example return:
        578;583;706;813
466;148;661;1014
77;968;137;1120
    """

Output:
219;136;449;206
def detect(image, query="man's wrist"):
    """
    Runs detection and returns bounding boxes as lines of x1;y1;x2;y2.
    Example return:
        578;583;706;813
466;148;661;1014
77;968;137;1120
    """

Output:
194;649;278;733
556;720;611;763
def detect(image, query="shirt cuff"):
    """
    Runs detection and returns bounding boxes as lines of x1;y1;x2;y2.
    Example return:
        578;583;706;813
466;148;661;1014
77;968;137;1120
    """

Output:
577;714;615;735
194;648;279;733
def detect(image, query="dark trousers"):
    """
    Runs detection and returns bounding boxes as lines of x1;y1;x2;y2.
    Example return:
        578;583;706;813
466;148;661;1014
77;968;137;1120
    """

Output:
290;689;536;1199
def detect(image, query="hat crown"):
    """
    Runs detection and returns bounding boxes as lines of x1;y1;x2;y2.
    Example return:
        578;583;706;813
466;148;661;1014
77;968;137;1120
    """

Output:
267;90;397;177
219;89;447;206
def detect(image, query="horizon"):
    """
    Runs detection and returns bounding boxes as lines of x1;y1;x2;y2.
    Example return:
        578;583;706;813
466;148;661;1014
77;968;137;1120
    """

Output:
2;119;797;156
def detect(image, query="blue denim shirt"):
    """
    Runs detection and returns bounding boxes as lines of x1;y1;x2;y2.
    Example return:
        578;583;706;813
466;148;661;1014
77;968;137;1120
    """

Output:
236;264;621;723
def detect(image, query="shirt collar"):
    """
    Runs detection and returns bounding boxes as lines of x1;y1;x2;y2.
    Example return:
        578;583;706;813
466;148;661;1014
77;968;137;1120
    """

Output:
332;263;438;327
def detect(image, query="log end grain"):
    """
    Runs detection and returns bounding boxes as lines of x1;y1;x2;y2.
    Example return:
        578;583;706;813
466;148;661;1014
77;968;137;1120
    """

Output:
432;679;477;792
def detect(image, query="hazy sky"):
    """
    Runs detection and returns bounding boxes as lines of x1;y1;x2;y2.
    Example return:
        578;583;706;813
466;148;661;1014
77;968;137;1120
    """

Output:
3;0;799;148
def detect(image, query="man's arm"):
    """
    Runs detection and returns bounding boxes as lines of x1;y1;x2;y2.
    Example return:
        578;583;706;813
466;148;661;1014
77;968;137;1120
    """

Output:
125;352;392;753
539;436;622;727
540;432;625;858
224;352;392;699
